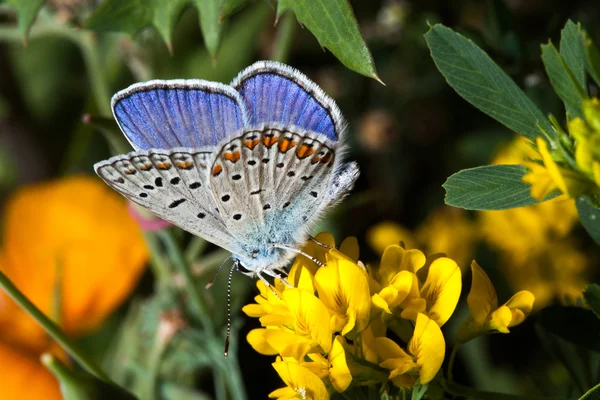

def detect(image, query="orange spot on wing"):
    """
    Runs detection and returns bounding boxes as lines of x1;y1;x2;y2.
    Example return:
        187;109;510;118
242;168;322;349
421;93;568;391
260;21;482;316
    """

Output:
278;139;297;153
212;165;223;176
156;162;171;170
262;136;279;148
224;151;241;163
140;164;153;171
245;139;260;150
296;144;316;159
320;153;333;164
175;161;193;169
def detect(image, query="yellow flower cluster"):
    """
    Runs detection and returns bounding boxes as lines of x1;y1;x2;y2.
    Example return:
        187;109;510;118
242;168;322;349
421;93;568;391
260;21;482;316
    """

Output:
523;98;600;199
483;136;589;307
243;233;533;399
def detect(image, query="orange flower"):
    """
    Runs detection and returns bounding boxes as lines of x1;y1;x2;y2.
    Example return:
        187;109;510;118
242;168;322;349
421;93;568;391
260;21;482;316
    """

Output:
0;176;149;399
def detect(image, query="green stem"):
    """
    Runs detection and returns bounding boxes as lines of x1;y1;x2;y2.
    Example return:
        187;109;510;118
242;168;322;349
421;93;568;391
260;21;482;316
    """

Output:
272;11;296;63
447;344;459;383
0;270;112;382
185;236;208;265
143;333;170;400
213;370;228;400
77;31;112;116
157;230;213;332
143;231;172;284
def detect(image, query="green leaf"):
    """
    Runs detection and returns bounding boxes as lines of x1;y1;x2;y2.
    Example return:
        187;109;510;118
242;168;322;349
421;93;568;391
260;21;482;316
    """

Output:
425;24;554;141
537;306;600;353
5;0;44;41
443;164;558;210
85;0;221;56
277;0;380;81
560;20;586;89
583;284;600;320
220;0;249;19
192;0;222;57
576;196;600;246
541;42;586;119
584;31;600;87
580;383;600;400
42;354;138;400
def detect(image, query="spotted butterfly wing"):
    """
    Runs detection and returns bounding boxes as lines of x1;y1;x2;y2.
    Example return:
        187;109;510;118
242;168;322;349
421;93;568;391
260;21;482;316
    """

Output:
208;125;339;247
94;148;244;255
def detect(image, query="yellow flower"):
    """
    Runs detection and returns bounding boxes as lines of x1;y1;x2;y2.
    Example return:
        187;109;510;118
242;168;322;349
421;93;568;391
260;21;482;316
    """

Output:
523;137;589;199
457;261;534;343
376;313;445;387
304;336;353;393
269;358;330;400
314;257;371;335
370;246;461;327
416;257;462;327
0;176;149;399
245;287;332;358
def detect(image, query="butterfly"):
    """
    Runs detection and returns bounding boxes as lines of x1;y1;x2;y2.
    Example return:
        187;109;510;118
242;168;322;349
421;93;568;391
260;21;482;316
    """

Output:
94;61;359;287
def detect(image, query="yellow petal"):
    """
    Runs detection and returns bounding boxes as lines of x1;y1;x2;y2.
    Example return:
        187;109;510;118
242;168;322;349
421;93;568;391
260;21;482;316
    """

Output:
504;290;535;327
523;161;559;200
242;304;267;318
380;246;426;281
287;264;316;293
408;313;445;384
329;336;352;392
339;237;360;262
272;360;330;400
388;270;414;306
264;329;310;356
360;318;386;364
283;289;332;353
0;177;148;351
375;337;411;360
467;261;498;324
576;139;594;175
268;387;297;400
420;257;461;326
536;137;589;197
315;259;371;335
247;329;279;355
488;306;512;333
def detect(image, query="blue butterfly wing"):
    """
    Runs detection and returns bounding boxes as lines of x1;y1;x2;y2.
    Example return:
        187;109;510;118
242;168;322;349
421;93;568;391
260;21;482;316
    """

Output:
231;61;345;142
112;80;249;150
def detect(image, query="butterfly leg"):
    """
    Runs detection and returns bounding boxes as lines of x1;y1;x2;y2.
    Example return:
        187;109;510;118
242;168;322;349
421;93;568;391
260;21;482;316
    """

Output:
263;268;293;288
309;236;335;249
273;244;325;267
256;270;283;298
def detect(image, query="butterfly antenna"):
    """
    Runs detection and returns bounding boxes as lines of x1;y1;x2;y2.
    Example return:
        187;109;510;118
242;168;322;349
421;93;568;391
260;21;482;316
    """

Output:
205;256;233;289
224;261;238;358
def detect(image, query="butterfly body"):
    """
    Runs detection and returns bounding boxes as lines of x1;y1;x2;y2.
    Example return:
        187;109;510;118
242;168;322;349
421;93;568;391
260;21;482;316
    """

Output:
95;61;359;280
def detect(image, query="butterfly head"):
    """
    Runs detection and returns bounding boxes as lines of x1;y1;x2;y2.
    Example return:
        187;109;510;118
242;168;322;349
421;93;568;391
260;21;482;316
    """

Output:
233;245;295;278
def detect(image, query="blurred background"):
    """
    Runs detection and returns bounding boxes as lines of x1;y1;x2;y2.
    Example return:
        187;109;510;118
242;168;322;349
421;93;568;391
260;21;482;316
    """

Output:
0;0;599;399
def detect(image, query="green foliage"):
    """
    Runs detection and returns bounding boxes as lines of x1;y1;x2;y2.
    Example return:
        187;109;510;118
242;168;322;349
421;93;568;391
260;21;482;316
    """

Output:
85;0;223;55
220;0;249;19
84;0;190;52
443;165;557;210
425;23;554;141
277;0;380;81
541;42;585;119
537;306;600;354
584;32;600;87
576;196;600;246
560;21;587;89
583;284;600;320
4;0;44;40
580;383;600;400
